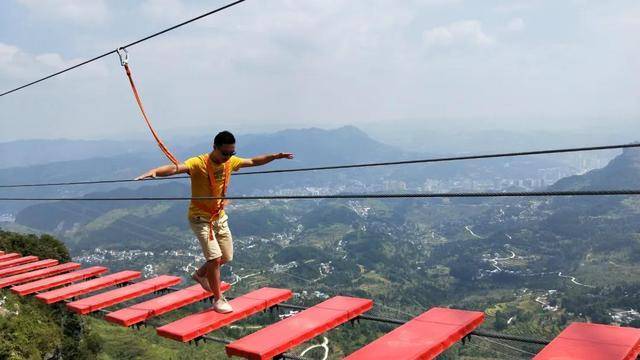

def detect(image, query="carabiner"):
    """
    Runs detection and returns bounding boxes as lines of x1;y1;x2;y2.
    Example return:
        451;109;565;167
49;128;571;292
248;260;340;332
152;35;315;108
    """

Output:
117;47;129;66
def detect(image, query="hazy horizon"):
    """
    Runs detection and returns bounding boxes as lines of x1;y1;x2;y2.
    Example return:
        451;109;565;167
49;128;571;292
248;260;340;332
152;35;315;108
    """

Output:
1;0;638;142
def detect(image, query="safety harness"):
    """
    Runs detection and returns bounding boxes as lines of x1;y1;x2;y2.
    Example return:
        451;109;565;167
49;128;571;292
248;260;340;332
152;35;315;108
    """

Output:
118;48;180;166
192;154;233;241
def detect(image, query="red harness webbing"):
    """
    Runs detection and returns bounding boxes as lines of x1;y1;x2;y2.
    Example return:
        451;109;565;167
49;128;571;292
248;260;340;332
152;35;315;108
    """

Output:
122;63;180;166
192;154;232;241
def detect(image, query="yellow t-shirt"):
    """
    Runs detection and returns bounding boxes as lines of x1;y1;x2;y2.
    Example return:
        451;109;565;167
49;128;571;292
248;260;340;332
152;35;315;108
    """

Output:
185;154;245;220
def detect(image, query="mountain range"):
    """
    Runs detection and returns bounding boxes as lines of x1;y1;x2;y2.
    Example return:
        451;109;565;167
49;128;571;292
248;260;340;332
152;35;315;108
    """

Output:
0;125;580;215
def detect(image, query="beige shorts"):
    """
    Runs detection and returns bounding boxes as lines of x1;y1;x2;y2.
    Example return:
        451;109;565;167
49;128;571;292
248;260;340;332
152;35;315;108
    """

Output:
189;214;233;262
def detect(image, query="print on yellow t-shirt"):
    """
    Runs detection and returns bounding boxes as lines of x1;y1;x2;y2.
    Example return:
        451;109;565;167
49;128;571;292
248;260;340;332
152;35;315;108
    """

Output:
184;154;244;220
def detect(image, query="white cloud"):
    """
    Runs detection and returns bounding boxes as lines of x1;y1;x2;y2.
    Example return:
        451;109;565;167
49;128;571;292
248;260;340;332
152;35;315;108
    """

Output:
2;0;639;140
0;42;107;79
16;0;108;24
0;42;38;78
589;4;640;29
507;17;525;32
423;20;496;48
0;44;24;81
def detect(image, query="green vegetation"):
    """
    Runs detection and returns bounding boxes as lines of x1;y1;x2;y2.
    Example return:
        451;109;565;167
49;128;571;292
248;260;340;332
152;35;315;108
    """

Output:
0;230;232;360
0;230;98;359
5;149;640;358
88;317;228;360
0;230;70;262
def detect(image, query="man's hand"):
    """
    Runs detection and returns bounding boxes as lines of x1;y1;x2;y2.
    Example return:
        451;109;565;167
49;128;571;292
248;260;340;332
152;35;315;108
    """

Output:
276;152;294;160
134;169;157;180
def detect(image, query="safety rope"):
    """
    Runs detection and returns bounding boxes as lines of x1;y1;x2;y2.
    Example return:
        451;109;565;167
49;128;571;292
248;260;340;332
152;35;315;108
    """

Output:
118;48;180;166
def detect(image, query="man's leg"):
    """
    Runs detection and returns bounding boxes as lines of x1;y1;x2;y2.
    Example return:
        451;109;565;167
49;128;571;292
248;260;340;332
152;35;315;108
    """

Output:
216;215;234;266
204;215;231;300
205;257;223;300
196;263;207;277
206;215;234;313
195;235;227;282
189;217;222;293
206;254;232;313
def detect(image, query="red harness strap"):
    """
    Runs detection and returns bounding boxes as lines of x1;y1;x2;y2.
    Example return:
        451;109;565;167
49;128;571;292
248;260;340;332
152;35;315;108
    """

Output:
122;62;180;166
192;154;232;240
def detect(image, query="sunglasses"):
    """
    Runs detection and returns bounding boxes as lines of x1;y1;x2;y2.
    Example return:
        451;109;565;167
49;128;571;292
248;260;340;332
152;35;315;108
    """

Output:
220;150;236;157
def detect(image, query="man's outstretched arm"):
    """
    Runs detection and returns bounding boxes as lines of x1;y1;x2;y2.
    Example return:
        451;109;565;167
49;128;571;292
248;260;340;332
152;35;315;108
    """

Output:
240;153;294;168
135;163;189;180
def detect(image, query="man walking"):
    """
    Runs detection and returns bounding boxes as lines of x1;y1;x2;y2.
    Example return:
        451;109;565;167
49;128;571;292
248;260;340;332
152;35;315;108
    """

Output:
136;131;293;313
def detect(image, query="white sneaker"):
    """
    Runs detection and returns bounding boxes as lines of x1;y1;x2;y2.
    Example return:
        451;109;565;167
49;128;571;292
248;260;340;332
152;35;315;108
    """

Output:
213;297;233;313
191;272;211;292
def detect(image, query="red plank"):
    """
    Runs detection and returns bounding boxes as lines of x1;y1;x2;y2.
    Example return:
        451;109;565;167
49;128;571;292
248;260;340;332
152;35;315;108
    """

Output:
345;307;484;360
534;322;640;360
226;295;373;359
106;282;231;327
0;262;80;288
0;253;21;263
36;270;141;304
0;256;39;270
157;287;292;342
11;266;108;296
0;259;59;278
66;275;181;315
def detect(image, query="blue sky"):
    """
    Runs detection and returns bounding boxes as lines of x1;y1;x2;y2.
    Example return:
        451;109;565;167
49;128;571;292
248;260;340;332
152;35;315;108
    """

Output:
0;0;638;141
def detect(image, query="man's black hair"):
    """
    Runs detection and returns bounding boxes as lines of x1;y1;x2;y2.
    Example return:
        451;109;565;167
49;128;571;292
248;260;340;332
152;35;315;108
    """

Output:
213;131;236;148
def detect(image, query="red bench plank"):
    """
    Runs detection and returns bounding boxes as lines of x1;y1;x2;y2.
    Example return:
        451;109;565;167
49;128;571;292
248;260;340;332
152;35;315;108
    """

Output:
226;295;373;359
534;322;640;360
0;256;39;270
0;253;21;263
106;282;231;327
66;275;181;315
157;287;292;342
11;266;108;296
0;259;59;278
0;262;81;288
36;270;141;304
345;307;484;359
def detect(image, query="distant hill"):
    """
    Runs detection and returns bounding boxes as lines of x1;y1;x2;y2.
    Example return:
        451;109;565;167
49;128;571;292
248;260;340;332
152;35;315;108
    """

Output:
0;139;153;169
225;126;399;166
551;147;640;190
0;153;174;214
14;182;191;250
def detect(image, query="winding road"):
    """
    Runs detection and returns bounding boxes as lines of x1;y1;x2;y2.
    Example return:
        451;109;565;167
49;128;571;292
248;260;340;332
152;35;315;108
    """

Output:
557;272;595;288
300;336;329;360
230;272;260;286
486;250;516;272
465;225;483;239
